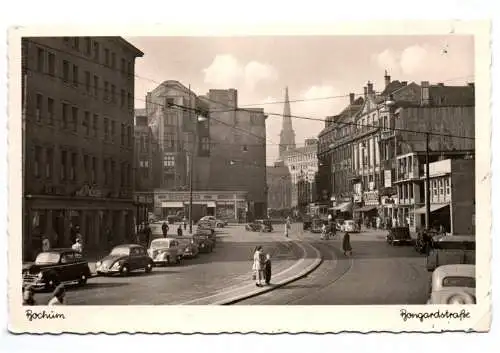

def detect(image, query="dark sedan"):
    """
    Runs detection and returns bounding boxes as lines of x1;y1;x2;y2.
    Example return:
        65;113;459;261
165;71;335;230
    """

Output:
96;244;154;276
22;248;91;291
193;234;214;253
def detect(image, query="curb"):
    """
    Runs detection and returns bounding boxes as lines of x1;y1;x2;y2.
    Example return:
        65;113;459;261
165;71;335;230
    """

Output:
216;242;323;305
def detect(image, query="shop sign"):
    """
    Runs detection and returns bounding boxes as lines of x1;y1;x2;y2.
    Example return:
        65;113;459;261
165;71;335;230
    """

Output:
74;184;102;198
353;194;362;203
363;191;379;205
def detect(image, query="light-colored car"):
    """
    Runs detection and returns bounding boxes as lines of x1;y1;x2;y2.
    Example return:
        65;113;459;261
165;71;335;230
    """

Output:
199;216;226;228
427;264;476;304
341;220;360;233
147;238;183;266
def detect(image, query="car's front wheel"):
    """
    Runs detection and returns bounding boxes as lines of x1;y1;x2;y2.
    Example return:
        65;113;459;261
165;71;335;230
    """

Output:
45;276;59;291
145;261;153;273
120;265;130;276
78;273;88;285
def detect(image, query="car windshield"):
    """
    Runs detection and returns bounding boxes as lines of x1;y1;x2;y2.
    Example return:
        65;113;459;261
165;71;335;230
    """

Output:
443;276;475;288
150;240;171;249
109;247;131;256
35;252;60;264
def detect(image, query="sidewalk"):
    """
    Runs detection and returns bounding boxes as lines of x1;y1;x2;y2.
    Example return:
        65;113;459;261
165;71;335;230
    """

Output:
176;224;322;305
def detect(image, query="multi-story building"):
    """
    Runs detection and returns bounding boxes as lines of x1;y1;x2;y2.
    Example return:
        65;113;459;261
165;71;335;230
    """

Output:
318;71;475;229
22;36;143;260
133;109;161;222
283;138;319;211
266;160;292;210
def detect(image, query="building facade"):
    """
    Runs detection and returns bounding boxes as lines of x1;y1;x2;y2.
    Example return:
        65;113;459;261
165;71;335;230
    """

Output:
318;72;475;229
22;36;143;260
266;160;292;210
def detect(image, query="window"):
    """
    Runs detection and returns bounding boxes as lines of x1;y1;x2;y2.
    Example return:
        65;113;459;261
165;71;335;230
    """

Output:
142;163;149;178
111;52;116;69
72;64;79;86
91;157;97;183
93;75;99;97
163;155;175;167
120;89;125;107
201;137;210;151
83;111;90;136
446;178;451;195
45;148;53;178
83;154;89;181
140;136;145;152
70;152;77;181
127;126;132;146
128;93;133;110
84;71;91;93
111;161;116;182
92;114;98;137
93;41;100;61
72;37;79;50
104;48;109;66
104;118;109;139
121;124;125;145
61;103;68;129
71;107;78;132
145;137;150;153
34;146;42;177
103;159;108;184
110;120;115;141
62;60;70;82
104;81;109;101
120;162;125;186
439;179;444;195
111;84;116;103
47;98;54;125
60;150;67;181
47;52;55;75
35;94;42;122
84;37;91;55
37;47;44;72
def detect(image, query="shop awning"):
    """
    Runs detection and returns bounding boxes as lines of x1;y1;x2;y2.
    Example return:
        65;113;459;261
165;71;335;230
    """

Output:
413;203;450;214
329;202;352;212
183;201;217;208
354;206;377;213
161;202;184;208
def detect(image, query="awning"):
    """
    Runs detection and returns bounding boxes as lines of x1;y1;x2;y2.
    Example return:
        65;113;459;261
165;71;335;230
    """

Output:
183;201;217;207
161;202;184;208
354;206;377;213
330;202;352;212
413;203;449;214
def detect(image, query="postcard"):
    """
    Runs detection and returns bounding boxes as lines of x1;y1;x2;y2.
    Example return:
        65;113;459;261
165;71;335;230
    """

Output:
8;20;491;334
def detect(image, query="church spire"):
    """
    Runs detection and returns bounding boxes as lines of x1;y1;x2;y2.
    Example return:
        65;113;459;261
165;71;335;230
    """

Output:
279;86;296;158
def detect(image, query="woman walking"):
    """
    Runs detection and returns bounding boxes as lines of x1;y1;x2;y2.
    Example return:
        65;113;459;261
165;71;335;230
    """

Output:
342;231;352;256
252;246;265;287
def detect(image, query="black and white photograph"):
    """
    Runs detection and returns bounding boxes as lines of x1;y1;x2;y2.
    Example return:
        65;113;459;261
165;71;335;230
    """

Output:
7;21;491;334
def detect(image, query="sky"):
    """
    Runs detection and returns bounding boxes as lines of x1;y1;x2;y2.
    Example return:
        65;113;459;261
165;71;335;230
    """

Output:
126;35;474;165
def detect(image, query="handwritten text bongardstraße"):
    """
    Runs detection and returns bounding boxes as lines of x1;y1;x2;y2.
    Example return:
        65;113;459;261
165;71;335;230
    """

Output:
400;309;470;322
25;309;66;321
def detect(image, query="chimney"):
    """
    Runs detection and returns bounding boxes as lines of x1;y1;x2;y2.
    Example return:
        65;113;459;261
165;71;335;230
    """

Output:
363;86;368;99
437;82;444;87
384;70;391;87
401;81;407;86
421;81;430;106
349;93;355;104
367;81;374;95
468;82;475;88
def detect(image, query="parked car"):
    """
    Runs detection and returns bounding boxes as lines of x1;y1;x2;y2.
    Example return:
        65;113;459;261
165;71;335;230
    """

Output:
199;216;226;228
176;237;200;258
386;226;412;245
341;219;360;233
147;238;184;266
197;220;215;235
245;219;273;232
192;233;214;253
167;215;181;224
426;235;475;272
427;264;476;304
22;248;91;291
96;244;154;276
415;229;446;253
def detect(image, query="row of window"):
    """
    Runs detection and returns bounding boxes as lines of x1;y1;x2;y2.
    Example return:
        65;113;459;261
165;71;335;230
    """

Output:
431;177;451;197
32;146;132;187
62;37;134;77
34;93;133;146
35;46;134;110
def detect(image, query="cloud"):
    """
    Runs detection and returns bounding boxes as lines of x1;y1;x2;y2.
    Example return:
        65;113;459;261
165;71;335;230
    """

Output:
373;44;474;84
202;54;278;90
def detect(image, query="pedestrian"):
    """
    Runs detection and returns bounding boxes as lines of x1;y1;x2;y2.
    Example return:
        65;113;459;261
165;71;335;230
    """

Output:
183;217;187;231
264;253;272;285
376;216;381;229
48;284;66;305
23;285;36;305
342;231;352;256
284;216;291;238
41;236;51;252
177;224;183;237
72;238;83;253
144;223;152;247
252;246;265;287
162;221;169;237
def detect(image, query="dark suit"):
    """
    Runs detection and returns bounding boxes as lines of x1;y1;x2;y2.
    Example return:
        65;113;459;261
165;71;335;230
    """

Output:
264;260;272;284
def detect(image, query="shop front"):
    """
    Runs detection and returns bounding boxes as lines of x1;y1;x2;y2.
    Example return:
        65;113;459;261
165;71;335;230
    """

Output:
24;190;134;261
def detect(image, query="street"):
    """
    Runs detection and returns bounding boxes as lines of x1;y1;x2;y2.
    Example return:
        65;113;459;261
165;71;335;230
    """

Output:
31;224;304;305
236;228;430;305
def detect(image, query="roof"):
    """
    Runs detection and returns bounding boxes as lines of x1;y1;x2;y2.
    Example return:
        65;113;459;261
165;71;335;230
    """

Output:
116;37;144;57
318;97;364;136
381;80;406;96
429;85;475;106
